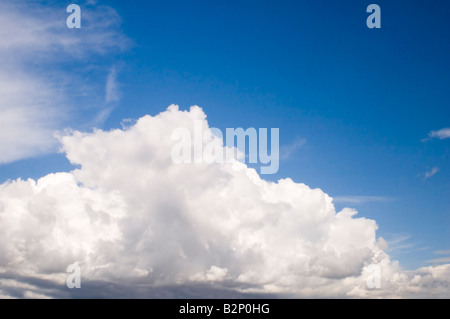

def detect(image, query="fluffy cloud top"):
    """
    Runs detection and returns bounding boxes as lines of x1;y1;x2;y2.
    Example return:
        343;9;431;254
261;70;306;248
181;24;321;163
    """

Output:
0;106;449;298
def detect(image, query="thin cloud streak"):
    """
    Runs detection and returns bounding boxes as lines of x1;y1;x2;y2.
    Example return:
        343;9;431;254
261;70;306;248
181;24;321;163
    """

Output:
423;167;439;180
435;250;450;255
280;137;306;160
333;195;393;204
427;257;450;264
106;66;120;103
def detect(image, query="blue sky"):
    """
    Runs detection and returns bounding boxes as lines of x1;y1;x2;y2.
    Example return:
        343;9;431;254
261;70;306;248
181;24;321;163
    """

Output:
1;0;449;272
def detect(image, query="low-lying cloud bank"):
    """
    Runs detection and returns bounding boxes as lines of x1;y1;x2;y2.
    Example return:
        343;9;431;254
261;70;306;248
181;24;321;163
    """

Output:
0;106;449;298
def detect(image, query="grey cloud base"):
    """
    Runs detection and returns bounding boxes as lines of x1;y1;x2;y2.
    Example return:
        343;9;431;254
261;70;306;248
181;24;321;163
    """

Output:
0;106;449;299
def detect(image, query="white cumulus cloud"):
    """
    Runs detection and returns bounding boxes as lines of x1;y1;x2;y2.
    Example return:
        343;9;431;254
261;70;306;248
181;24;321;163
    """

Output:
0;105;449;298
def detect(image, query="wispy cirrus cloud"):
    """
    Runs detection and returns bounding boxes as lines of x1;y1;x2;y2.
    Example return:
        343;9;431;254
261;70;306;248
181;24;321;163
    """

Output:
105;66;120;103
385;234;414;252
0;0;129;164
427;257;450;264
423;167;439;180
434;250;450;255
333;195;393;204
280;137;306;160
427;250;450;264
